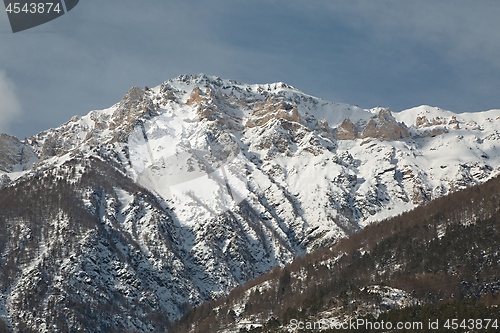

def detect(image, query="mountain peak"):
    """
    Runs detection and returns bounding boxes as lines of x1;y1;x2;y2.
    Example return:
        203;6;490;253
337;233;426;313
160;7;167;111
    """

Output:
1;75;500;331
163;74;299;98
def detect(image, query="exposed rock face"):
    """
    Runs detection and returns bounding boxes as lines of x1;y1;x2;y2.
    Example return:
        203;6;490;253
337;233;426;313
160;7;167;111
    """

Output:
314;119;332;138
336;109;410;141
336;108;468;141
361;109;410;140
111;86;149;127
415;115;432;128
416;114;460;130
189;87;220;121
0;134;37;172
0;134;21;172
336;118;357;140
186;86;205;106
250;96;302;127
448;115;460;129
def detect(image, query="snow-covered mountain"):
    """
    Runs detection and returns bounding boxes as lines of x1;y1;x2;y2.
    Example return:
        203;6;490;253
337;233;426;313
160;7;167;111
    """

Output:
1;74;499;331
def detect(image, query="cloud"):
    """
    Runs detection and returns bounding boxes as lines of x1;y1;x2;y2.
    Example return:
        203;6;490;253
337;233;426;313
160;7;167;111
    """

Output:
0;71;22;134
315;1;500;70
1;1;500;137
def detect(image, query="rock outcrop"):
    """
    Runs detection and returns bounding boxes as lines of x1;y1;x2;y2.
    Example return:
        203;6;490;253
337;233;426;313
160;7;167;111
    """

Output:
335;108;410;141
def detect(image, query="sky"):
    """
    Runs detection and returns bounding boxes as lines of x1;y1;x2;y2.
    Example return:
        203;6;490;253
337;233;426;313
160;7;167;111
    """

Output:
1;0;500;138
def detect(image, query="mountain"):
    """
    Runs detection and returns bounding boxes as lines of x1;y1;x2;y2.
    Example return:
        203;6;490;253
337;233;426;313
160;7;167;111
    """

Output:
0;74;499;331
172;175;500;333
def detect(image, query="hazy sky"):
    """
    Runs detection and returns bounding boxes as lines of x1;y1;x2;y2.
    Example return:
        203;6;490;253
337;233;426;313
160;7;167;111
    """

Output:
1;1;500;138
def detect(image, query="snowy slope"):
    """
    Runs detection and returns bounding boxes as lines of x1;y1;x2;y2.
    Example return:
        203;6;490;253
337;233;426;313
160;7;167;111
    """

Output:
1;74;499;331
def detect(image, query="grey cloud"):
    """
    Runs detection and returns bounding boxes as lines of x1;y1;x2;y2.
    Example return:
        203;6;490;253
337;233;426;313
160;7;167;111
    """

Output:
315;1;500;69
2;1;500;138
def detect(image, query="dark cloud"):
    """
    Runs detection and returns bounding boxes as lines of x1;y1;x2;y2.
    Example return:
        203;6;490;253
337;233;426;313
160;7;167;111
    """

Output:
2;1;500;138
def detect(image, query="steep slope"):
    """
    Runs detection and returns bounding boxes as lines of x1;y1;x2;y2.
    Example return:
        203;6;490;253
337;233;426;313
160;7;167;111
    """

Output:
172;175;500;333
0;134;37;188
0;156;299;332
11;74;500;239
0;74;499;331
